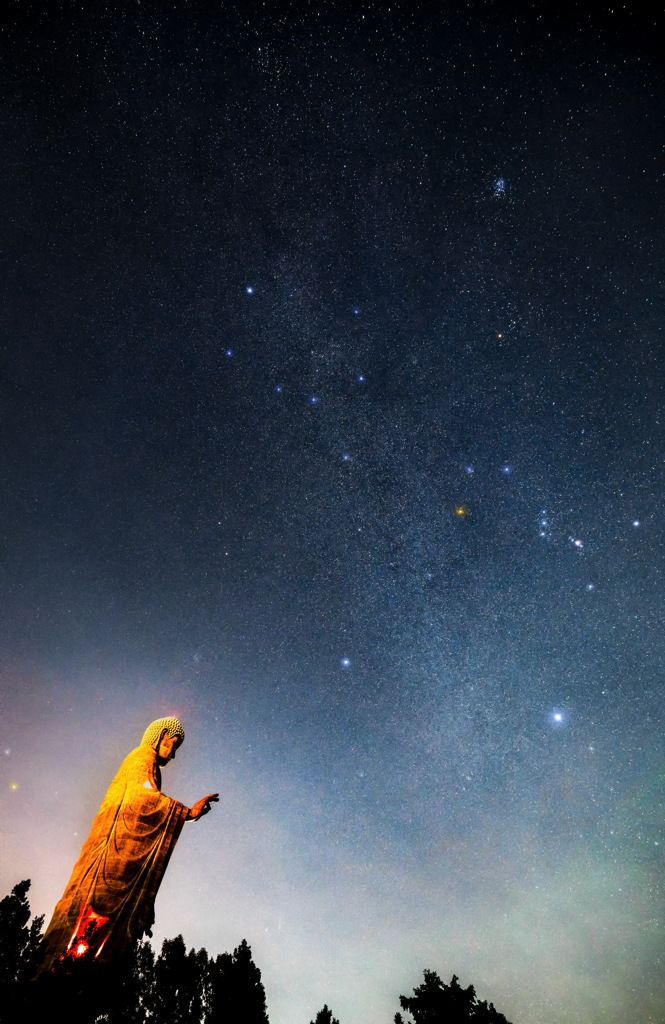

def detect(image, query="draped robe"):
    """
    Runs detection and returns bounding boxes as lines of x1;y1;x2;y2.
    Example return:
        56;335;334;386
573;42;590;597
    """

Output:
39;742;189;970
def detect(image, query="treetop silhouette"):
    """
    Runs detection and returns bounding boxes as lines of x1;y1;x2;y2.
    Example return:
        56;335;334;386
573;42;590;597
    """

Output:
310;1003;341;1024
395;970;512;1024
1;880;515;1024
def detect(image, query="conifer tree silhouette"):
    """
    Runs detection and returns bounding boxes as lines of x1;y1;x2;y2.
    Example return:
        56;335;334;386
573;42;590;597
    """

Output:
153;934;210;1024
112;940;157;1024
396;970;512;1024
0;879;44;987
1;880;272;1024
310;1003;341;1024
3;881;514;1024
207;938;269;1023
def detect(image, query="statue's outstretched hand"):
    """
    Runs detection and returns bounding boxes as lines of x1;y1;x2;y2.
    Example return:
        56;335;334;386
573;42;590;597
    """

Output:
188;793;219;821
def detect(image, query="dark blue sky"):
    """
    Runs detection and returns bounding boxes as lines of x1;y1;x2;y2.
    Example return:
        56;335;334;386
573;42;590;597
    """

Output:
1;3;663;1022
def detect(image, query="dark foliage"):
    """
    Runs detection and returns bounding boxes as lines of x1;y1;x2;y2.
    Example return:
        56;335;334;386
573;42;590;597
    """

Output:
207;938;270;1024
0;880;271;1024
111;940;157;1024
1;882;514;1024
395;970;512;1024
310;1003;341;1024
153;934;209;1024
0;879;44;987
0;880;44;1024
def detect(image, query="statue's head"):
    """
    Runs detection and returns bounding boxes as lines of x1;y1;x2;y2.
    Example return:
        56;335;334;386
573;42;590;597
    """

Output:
142;717;185;766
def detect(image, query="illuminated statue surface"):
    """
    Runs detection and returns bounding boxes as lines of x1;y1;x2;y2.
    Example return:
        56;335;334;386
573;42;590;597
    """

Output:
39;717;218;970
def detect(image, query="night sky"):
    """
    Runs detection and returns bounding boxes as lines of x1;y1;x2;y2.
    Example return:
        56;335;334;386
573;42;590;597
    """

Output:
1;2;663;1022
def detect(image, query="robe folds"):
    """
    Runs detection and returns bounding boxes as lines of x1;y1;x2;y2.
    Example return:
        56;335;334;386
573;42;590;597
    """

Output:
39;743;189;970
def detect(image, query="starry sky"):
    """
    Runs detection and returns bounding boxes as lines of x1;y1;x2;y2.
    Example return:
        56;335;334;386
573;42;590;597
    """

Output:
0;2;663;1022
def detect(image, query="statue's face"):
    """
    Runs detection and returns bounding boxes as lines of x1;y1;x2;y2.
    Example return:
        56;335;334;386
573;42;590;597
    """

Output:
157;733;181;766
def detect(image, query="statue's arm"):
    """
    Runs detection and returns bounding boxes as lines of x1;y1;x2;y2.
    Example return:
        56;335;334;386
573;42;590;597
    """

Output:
120;748;217;822
186;793;219;821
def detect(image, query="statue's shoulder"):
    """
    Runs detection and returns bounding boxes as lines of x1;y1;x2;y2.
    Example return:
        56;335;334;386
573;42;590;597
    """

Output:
100;744;159;807
115;744;157;781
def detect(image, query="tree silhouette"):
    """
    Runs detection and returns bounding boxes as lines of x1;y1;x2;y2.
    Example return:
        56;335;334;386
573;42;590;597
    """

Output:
153;934;210;1024
1;879;274;1024
395;971;512;1024
108;940;157;1024
471;998;511;1024
2;881;516;1024
207;938;269;1024
0;879;44;987
310;1003;341;1024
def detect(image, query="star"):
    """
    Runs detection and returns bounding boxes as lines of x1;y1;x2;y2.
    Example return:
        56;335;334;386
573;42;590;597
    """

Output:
225;349;233;357
245;285;254;294
501;464;512;474
465;465;475;474
309;396;320;406
632;520;640;527
340;657;352;668
455;506;467;517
